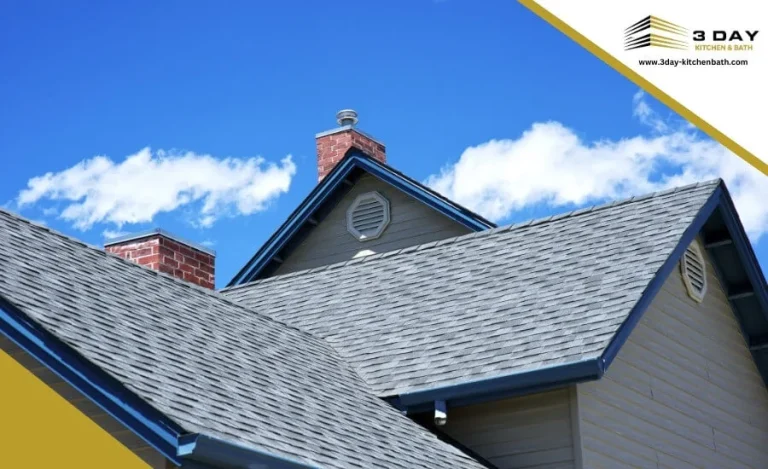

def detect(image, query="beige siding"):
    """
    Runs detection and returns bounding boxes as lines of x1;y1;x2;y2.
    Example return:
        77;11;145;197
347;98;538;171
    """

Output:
274;174;471;275
578;246;768;468
0;336;172;468
442;388;577;469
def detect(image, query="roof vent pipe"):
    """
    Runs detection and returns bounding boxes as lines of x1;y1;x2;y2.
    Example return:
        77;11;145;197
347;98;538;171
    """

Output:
336;109;359;127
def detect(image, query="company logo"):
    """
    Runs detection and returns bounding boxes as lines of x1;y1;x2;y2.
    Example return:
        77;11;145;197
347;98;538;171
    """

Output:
625;15;688;51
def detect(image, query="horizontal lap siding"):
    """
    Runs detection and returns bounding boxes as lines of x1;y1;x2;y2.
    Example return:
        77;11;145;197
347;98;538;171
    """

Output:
578;248;768;468
274;174;471;275
0;336;171;468
443;389;576;469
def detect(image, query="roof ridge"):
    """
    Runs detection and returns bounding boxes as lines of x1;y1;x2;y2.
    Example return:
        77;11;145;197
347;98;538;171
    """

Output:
0;208;326;343
223;178;722;291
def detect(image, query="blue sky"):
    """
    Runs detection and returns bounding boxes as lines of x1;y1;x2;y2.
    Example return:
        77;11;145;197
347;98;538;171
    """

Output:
2;1;766;287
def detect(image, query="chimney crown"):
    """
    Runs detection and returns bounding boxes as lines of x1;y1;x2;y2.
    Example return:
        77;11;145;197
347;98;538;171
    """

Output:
105;229;215;289
316;110;386;181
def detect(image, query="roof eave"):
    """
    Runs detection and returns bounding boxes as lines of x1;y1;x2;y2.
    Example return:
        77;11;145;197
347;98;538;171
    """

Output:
178;434;317;469
711;185;768;387
388;358;605;413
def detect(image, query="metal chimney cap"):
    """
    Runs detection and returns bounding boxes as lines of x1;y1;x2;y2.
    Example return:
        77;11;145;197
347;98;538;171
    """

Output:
336;109;359;127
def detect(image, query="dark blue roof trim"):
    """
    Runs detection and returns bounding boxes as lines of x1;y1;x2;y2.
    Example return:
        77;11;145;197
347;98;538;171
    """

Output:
0;296;185;465
178;434;317;469
389;359;604;413
390;182;768;411
227;150;495;286
717;186;768;321
713;185;768;386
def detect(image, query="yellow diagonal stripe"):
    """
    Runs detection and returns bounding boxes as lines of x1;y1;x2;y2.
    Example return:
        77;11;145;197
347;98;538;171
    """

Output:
0;349;152;468
519;0;768;176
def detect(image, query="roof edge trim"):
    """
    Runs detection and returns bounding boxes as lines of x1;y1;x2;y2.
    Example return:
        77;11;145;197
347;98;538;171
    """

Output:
0;296;185;465
389;358;604;412
227;150;494;286
178;433;318;469
717;186;768;317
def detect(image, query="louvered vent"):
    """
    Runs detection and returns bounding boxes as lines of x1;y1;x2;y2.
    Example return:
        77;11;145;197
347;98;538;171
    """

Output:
346;192;391;241
681;240;707;302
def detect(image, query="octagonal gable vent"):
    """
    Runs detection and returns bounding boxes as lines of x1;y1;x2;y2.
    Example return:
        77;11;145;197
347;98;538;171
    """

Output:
681;240;707;303
347;192;390;241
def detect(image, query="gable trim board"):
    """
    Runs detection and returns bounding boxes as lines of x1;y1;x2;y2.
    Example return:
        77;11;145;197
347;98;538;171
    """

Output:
718;187;768;349
227;149;495;286
0;295;316;469
390;183;768;414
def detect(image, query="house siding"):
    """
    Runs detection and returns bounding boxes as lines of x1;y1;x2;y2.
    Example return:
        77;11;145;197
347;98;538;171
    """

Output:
274;174;471;275
577;247;768;468
0;336;171;469
442;388;577;469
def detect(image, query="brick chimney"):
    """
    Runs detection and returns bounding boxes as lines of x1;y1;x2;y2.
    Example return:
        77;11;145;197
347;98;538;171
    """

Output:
105;229;215;289
315;109;386;181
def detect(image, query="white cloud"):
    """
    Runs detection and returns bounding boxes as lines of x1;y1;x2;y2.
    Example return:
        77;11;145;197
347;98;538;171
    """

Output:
102;229;129;240
632;90;667;133
427;92;768;240
18;147;297;230
200;239;216;248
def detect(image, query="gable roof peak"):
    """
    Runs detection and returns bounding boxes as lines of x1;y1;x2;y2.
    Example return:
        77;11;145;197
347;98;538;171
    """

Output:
227;149;496;286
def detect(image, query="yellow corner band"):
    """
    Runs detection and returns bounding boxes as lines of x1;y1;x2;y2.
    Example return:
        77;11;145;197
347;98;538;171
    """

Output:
519;0;768;176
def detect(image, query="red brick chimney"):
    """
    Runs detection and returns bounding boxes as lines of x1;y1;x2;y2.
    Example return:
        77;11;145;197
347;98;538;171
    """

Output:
315;109;386;181
105;229;215;289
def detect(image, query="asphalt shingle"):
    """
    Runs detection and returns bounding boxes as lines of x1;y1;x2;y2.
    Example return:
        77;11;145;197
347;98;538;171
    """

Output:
223;180;721;397
0;210;485;469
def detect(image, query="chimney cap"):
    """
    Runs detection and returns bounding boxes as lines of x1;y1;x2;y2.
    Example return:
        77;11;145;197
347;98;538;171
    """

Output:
104;228;216;256
336;109;359;127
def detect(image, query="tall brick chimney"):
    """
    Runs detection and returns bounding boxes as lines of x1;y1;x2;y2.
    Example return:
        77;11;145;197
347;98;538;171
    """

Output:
315;109;386;181
105;229;215;289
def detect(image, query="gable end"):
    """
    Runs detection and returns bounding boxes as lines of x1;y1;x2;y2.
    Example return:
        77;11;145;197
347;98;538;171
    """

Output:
228;150;495;285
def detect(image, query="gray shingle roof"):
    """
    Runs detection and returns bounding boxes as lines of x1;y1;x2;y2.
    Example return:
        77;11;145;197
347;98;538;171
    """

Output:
223;180;721;397
0;210;485;469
